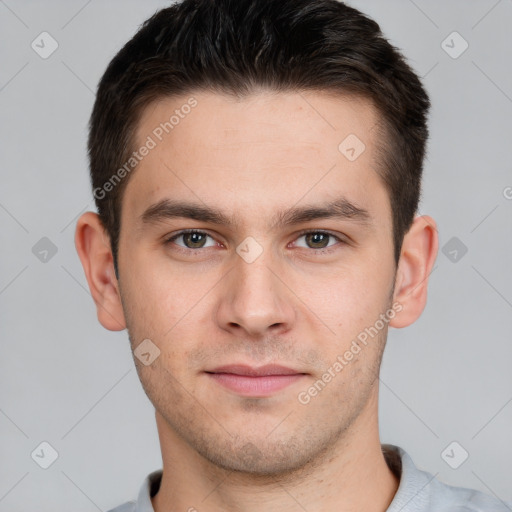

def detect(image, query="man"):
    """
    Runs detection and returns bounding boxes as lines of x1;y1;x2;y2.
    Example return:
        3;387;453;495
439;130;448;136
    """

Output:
74;0;509;510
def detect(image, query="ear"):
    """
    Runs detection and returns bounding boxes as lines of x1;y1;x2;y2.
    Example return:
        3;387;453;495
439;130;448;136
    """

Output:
74;212;127;331
389;215;438;328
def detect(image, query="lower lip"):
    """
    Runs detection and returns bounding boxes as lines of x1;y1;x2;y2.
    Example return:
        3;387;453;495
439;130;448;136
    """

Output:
207;373;304;396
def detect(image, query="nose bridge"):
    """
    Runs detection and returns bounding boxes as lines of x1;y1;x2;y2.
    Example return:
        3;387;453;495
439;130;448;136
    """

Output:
216;236;295;336
236;244;277;304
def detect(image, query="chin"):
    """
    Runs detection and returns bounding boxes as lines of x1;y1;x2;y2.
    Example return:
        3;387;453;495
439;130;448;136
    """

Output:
194;433;327;478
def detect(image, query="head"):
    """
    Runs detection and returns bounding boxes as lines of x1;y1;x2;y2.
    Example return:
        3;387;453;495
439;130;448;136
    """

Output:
76;0;437;476
88;0;430;277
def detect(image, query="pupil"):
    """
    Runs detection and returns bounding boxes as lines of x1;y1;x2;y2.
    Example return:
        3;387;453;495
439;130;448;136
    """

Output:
183;233;330;249
187;233;205;247
308;233;328;248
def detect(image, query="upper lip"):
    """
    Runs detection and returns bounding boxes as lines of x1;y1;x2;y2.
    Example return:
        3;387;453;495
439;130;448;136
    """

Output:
206;364;304;377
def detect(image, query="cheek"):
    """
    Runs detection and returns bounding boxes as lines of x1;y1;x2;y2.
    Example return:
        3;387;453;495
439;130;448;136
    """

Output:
121;257;215;359
119;259;175;342
310;263;393;340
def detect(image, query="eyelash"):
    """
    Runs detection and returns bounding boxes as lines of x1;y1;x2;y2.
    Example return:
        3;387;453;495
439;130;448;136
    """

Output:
164;229;345;255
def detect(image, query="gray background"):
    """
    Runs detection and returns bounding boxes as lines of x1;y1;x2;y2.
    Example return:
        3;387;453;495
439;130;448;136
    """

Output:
1;0;511;510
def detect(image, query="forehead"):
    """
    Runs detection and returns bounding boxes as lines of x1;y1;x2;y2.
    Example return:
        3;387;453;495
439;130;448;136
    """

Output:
122;89;389;230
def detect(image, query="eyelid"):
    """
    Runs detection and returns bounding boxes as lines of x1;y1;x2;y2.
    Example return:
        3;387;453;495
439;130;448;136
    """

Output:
165;228;346;253
164;229;218;248
294;228;344;241
292;229;345;252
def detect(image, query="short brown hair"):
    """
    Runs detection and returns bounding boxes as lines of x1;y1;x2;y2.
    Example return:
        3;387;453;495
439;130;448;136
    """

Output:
88;0;430;277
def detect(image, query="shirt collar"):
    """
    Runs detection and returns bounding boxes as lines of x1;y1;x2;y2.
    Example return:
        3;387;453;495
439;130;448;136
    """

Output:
133;444;427;511
135;469;162;512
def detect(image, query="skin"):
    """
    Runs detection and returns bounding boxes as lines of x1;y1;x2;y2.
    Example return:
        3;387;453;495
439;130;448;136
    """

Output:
75;90;438;512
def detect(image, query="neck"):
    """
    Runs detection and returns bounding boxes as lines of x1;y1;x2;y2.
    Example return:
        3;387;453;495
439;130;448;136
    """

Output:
151;392;399;512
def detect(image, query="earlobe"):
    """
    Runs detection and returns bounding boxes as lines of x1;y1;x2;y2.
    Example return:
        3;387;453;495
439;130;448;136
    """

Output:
389;215;438;329
74;212;127;331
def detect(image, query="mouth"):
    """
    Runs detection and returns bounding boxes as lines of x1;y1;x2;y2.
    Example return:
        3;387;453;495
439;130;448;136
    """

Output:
205;364;307;397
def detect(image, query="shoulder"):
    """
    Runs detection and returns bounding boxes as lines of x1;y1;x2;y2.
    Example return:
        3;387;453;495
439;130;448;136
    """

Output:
105;469;162;512
383;444;511;512
431;479;512;512
106;501;137;512
428;481;511;511
428;479;512;511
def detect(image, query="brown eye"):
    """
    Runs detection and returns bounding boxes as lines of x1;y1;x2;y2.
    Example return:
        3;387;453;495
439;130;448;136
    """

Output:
182;232;208;248
305;232;331;249
166;230;216;250
294;231;341;251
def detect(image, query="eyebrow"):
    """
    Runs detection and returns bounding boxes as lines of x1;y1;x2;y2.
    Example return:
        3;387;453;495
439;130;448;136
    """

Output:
139;196;372;230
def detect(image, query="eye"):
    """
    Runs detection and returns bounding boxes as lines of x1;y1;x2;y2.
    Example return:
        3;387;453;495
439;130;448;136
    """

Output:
165;230;217;250
164;229;344;254
293;230;343;252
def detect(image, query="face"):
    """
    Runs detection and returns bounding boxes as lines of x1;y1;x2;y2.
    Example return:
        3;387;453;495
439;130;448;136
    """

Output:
116;90;398;475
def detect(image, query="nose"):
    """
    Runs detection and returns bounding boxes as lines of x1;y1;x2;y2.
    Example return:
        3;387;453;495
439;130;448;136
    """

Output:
215;244;296;339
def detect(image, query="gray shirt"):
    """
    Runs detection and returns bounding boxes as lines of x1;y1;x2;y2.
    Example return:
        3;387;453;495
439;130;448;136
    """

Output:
107;444;511;511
